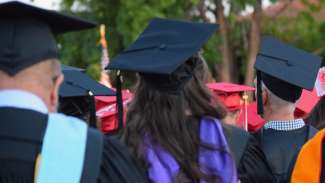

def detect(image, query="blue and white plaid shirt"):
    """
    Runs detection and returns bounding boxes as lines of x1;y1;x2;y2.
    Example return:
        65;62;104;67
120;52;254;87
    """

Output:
264;118;305;131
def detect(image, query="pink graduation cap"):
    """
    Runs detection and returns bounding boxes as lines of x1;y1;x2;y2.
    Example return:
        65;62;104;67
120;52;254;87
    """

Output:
294;67;325;118
207;82;255;111
315;67;325;97
295;89;320;118
207;82;255;130
95;90;133;133
238;102;265;132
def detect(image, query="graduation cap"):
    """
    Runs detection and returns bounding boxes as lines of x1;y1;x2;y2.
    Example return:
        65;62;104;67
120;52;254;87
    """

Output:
59;67;115;127
105;18;218;132
207;82;255;130
60;70;115;97
0;1;96;76
96;90;133;133
207;82;255;111
255;36;322;115
295;89;320;118
207;82;255;93
237;102;265;132
96;91;133;109
315;67;325;97
61;64;85;72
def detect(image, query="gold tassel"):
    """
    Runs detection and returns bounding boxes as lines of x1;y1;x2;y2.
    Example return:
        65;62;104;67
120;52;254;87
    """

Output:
34;154;42;183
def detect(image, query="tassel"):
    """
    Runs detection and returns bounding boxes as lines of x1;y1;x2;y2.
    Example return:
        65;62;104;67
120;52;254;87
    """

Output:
116;70;124;132
256;70;264;115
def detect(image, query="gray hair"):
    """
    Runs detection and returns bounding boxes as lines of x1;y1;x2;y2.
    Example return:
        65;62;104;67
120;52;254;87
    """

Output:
261;82;297;113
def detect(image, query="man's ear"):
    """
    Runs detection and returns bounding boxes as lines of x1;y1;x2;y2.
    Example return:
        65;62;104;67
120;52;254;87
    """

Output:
262;89;268;106
49;74;64;112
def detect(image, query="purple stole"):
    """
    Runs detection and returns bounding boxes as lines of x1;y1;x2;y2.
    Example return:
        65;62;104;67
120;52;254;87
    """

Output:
145;117;237;183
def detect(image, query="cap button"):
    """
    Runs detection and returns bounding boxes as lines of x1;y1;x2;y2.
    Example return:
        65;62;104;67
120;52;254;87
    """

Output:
159;44;167;50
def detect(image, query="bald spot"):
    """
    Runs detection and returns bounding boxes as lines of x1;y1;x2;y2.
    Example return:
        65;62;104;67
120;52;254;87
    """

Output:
0;59;61;92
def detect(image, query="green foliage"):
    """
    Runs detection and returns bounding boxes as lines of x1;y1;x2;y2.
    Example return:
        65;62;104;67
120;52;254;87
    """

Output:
58;0;325;85
59;0;198;87
262;1;325;60
203;34;222;76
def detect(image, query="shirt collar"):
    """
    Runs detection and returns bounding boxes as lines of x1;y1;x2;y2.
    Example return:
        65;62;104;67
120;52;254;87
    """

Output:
0;90;48;114
264;118;305;131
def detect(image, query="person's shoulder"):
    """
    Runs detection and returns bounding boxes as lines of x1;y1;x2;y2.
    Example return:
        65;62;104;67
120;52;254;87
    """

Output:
308;125;319;139
99;135;149;183
223;124;249;136
221;124;250;162
50;113;86;124
222;123;250;145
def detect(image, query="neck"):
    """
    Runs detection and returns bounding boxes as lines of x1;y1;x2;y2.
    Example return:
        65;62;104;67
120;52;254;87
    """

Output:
263;109;295;122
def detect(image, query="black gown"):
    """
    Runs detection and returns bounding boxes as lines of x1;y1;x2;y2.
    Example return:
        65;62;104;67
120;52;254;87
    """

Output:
222;124;275;183
0;107;147;183
255;126;318;183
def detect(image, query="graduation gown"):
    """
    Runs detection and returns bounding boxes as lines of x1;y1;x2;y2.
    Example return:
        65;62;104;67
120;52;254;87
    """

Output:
222;124;275;183
255;126;318;183
0;107;147;183
290;129;325;183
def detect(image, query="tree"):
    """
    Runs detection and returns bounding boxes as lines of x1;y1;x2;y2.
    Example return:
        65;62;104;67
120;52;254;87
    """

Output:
58;0;325;87
245;0;262;86
215;0;234;82
59;0;199;85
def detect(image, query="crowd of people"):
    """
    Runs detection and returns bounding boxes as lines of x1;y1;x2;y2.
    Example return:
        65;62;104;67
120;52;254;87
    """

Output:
1;1;325;183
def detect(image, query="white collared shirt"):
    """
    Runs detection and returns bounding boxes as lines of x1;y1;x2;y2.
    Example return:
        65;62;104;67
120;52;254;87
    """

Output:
0;89;48;114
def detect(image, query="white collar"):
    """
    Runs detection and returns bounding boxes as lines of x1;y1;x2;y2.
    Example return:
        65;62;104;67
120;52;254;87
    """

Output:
264;118;305;131
0;89;48;114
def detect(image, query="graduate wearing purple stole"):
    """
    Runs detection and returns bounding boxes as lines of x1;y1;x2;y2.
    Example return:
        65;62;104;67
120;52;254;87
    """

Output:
145;117;237;183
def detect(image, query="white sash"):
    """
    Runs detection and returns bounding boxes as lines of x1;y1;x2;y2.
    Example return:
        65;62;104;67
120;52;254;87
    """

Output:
36;113;88;183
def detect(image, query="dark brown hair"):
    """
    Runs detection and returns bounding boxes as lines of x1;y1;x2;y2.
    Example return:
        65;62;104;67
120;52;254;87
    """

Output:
183;55;226;119
58;96;91;122
121;56;225;182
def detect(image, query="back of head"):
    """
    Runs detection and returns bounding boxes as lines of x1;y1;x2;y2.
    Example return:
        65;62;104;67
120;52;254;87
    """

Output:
0;59;63;112
0;1;96;112
261;81;297;117
183;55;226;119
122;57;221;182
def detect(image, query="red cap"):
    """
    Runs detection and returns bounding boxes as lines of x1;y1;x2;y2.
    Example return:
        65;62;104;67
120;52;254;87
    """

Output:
315;67;325;97
207;82;255;93
216;93;243;111
95;90;133;133
95;90;133;110
207;82;255;111
237;102;265;132
295;89;320;118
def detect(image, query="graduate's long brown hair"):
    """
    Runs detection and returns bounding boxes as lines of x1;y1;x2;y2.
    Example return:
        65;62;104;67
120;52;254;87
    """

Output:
121;56;225;183
183;55;227;119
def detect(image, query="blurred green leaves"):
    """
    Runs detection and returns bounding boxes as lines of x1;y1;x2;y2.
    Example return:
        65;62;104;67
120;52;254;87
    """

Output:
58;0;325;84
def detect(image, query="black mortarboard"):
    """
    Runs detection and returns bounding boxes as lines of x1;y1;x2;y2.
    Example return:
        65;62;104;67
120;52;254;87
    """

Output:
0;1;96;75
255;36;322;114
60;68;115;127
61;64;85;72
107;17;217;74
60;69;115;97
106;17;217;131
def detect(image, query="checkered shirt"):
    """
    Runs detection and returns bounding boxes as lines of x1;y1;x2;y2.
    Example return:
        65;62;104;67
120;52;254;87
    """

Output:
264;118;305;131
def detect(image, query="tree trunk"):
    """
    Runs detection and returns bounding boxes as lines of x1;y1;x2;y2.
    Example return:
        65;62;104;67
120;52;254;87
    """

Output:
214;0;233;82
198;0;210;22
244;0;262;86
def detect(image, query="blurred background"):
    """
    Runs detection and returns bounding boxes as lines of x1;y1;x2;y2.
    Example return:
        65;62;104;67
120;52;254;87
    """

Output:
26;0;325;88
